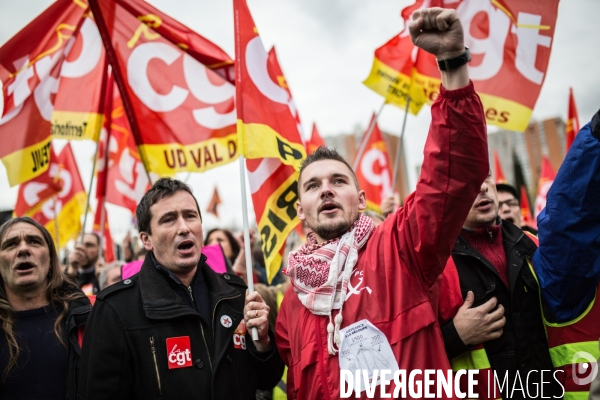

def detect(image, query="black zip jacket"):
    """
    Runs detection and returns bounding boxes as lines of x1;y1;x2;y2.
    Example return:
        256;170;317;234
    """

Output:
65;285;92;400
77;253;284;399
441;220;561;399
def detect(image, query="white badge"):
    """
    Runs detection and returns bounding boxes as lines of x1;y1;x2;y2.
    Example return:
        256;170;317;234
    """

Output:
220;315;233;328
338;319;399;393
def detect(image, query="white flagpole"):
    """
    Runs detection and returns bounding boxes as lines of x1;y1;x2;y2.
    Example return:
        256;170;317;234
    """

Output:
391;98;411;192
80;140;100;243
352;101;386;171
238;156;259;341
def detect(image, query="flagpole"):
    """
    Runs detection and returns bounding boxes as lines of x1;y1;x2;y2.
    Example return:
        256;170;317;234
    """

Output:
53;195;60;251
391;97;411;193
352;101;386;171
98;197;106;261
238;156;259;341
80;140;100;243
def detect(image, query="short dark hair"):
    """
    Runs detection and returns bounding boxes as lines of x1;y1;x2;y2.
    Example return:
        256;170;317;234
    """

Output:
136;178;201;234
83;232;100;246
495;183;519;203
297;146;359;197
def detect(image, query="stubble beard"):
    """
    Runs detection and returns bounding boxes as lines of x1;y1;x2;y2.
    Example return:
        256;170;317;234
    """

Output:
310;214;355;242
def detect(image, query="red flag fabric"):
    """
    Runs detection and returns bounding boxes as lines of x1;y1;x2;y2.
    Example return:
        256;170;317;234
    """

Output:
0;0;87;186
520;184;536;230
206;186;222;218
234;0;306;169
534;156;556;218
51;14;107;141
565;87;580;153
29;143;87;248
364;0;560;132
14;144;62;217
247;158;300;283
494;150;507;184
101;81;150;214
93;205;115;263
355;114;393;214
89;0;238;176
307;123;326;154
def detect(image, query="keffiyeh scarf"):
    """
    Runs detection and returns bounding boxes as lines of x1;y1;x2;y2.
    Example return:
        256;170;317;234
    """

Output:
285;214;375;354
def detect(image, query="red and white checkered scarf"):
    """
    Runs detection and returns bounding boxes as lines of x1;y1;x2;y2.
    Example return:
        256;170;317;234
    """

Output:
285;214;375;354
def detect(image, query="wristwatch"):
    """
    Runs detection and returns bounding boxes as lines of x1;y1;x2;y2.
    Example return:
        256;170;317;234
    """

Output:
437;47;471;71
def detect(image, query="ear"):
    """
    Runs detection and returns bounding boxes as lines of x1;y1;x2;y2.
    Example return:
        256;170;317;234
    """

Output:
139;232;153;251
296;201;306;221
357;190;367;211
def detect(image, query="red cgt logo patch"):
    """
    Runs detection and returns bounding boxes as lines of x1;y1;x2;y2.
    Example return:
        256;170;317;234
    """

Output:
166;336;192;369
233;320;247;350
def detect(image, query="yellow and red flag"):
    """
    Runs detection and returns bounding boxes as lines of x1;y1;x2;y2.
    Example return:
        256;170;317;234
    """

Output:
89;0;238;176
534;156;556;218
51;13;107;141
307;123;326;155
565;87;580;153
494;150;507;184
355;114;392;214
0;0;88;186
14;145;63;217
234;0;306;169
364;0;560;132
520;184;536;230
29;143;87;248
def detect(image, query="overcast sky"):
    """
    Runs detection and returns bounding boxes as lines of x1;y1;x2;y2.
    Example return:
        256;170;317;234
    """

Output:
1;0;599;240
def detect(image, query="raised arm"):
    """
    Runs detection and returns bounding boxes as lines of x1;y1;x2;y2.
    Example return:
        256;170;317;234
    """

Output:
398;8;488;287
532;110;600;322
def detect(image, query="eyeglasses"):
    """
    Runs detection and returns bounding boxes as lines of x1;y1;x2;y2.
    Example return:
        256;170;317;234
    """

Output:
498;198;519;208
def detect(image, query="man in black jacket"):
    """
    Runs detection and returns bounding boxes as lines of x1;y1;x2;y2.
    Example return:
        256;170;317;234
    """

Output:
0;217;90;400
78;178;283;399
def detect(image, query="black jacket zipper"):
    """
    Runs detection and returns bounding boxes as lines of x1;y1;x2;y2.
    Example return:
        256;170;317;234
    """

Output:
149;336;163;395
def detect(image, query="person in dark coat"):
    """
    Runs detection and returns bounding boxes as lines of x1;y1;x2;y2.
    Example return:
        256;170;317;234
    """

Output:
0;217;90;400
78;178;283;399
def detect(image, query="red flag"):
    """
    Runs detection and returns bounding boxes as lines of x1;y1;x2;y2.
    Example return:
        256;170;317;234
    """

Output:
355;114;392;214
494;150;507;184
307;123;326;154
364;0;560;131
206;186;222;218
93;205;115;263
89;0;238;176
51;14;107;142
247;158;300;283
234;0;306;169
565;87;580;153
520;184;536;230
0;0;87;186
14;144;62;217
534;157;556;218
103;82;150;214
29;143;87;248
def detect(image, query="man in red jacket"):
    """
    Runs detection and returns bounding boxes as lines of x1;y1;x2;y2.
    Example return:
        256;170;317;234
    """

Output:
275;7;488;399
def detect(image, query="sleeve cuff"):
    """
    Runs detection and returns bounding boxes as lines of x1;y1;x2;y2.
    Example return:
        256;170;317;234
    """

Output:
441;319;472;360
439;80;475;100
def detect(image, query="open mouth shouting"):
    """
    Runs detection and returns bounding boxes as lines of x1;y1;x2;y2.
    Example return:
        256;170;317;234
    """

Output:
475;197;494;212
319;201;341;215
15;261;36;274
176;239;196;256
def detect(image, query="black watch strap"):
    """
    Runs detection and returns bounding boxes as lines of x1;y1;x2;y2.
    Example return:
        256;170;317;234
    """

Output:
437;47;471;71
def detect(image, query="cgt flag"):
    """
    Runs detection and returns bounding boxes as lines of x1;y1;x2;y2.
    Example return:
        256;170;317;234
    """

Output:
494;150;507;184
93;205;116;263
355;114;393;214
364;0;560;132
534;156;556;218
89;0;238;177
14;144;63;217
29;143;87;249
234;0;306;170
206;186;222;218
307;123;326;155
565;87;580;153
520;184;536;230
0;0;88;186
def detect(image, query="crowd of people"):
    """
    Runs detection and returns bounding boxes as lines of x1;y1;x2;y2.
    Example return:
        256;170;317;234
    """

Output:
1;7;599;400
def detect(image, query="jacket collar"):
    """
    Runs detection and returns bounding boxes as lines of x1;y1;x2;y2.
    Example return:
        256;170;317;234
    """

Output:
138;252;240;321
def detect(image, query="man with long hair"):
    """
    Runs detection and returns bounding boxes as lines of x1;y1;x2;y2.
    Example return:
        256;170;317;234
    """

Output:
0;217;91;399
